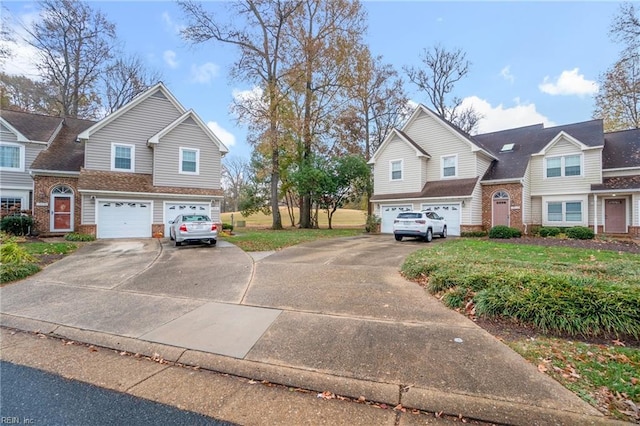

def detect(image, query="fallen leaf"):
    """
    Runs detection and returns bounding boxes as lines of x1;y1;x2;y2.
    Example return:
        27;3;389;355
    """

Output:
538;363;548;373
88;345;97;352
631;378;638;385
357;396;366;403
612;339;626;347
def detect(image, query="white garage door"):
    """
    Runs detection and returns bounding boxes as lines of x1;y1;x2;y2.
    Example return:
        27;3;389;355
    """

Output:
380;205;413;233
164;202;211;237
97;201;152;238
421;203;461;236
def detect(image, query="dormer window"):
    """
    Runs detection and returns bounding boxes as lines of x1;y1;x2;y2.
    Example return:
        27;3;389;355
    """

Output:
545;154;582;178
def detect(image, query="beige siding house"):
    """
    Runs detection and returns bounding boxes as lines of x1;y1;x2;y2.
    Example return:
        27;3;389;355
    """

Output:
370;104;640;237
4;83;228;239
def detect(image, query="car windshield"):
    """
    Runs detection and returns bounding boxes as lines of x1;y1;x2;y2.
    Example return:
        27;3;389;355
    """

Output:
182;215;210;222
397;213;422;219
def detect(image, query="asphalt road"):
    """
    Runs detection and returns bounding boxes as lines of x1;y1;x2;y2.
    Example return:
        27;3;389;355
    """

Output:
0;361;234;426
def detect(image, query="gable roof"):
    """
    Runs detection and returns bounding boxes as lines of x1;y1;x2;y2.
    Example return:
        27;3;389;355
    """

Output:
474;119;605;181
30;116;96;172
147;109;229;154
77;82;186;140
1;110;64;143
402;105;497;160
602;128;640;170
368;128;430;164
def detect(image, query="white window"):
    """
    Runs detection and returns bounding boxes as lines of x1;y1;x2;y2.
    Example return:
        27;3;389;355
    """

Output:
390;160;402;181
111;143;135;172
546;201;583;223
441;155;457;178
180;147;200;175
545;154;582;178
0;143;24;171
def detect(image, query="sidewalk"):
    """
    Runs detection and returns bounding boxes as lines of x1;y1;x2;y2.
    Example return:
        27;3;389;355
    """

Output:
0;236;626;425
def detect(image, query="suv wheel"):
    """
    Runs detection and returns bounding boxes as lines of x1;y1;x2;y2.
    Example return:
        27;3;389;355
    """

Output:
424;228;433;242
442;226;447;238
394;234;402;241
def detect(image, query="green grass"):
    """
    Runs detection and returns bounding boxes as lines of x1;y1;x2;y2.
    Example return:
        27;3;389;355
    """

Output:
401;239;640;338
220;228;364;251
1;241;78;284
22;242;77;256
510;338;639;421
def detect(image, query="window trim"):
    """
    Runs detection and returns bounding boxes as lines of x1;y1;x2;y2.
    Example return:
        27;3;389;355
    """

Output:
0;142;25;172
111;143;135;172
179;147;200;175
389;159;403;181
441;154;458;179
544;154;583;179
544;200;585;225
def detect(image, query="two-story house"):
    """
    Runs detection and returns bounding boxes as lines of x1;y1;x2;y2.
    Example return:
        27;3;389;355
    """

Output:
369;104;640;237
1;82;228;238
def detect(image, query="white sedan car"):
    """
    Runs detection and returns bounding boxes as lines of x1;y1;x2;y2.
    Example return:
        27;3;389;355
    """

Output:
169;214;218;247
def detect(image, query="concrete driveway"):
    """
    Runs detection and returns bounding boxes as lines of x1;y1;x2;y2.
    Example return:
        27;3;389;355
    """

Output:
0;235;606;425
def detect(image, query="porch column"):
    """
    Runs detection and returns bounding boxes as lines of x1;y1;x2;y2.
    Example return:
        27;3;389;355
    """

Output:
593;194;598;235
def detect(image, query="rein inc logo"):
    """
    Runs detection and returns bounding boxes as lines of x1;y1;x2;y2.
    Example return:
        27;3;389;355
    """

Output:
1;418;35;424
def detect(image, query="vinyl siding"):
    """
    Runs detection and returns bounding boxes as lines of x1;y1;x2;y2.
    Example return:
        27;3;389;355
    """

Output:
469;180;483;225
81;195;95;224
0;125;45;188
531;197;542;224
153;120;221;189
530;138;602;195
84;94;182;173
373;134;426;195
634;194;639;226
522;163;532;226
476;154;492;178
403;113;479;181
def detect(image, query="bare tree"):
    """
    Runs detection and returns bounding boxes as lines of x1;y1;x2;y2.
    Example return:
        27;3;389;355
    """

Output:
179;0;302;230
594;2;640;130
0;7;14;63
0;72;57;114
404;44;481;133
25;0;116;119
102;55;163;113
222;155;250;212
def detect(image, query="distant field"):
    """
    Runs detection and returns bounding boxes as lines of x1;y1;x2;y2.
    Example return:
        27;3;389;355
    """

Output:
221;207;367;229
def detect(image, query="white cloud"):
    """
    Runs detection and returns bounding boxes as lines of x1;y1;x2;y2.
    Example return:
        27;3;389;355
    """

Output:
190;62;219;84
0;10;44;79
499;66;515;83
538;68;598;96
161;11;184;34
163;50;178;69
207;121;236;147
460;96;555;134
232;86;263;102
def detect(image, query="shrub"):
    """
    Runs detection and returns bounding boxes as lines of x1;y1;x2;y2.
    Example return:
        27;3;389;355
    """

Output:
0;240;36;264
538;227;561;237
460;231;488;238
565;226;594;240
365;214;381;233
0;215;34;236
0;262;40;283
488;225;521;239
222;223;234;231
64;232;96;242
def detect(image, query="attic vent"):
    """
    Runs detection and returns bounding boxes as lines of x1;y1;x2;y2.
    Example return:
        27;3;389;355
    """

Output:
500;143;515;152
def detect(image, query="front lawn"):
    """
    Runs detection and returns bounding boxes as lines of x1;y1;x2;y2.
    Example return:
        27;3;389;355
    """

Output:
1;238;78;284
401;238;640;421
220;228;364;251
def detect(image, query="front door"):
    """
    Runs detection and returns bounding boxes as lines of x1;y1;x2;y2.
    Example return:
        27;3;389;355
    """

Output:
605;198;626;233
50;186;74;232
492;191;510;227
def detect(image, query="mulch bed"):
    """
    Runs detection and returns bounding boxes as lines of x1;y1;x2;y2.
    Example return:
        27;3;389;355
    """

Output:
490;235;640;253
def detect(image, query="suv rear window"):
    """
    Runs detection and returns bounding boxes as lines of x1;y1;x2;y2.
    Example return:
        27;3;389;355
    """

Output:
397;213;422;219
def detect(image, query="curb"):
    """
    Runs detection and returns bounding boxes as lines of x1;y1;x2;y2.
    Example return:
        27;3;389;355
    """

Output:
0;314;627;426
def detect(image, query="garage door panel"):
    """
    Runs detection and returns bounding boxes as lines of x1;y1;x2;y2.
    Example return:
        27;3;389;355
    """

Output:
380;205;413;234
97;201;152;239
421;203;461;236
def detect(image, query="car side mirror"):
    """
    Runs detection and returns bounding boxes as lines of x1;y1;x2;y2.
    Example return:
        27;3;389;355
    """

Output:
169;220;174;224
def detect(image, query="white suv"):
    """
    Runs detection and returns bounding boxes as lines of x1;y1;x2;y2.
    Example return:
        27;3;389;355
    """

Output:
393;211;447;242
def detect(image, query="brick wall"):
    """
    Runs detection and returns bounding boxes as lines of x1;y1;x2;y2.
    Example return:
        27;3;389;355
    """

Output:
33;176;80;236
481;183;525;233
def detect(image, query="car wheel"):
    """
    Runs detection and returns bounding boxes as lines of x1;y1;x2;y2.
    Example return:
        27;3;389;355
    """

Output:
174;240;181;247
425;228;433;242
394;234;402;241
169;230;174;241
441;226;447;238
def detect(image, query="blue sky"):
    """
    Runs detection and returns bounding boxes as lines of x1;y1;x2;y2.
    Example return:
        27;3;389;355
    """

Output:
2;1;622;161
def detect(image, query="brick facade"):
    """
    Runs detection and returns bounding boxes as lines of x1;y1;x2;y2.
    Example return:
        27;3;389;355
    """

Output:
481;183;525;233
33;176;80;236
